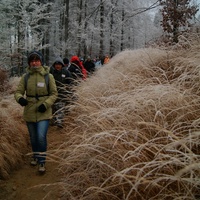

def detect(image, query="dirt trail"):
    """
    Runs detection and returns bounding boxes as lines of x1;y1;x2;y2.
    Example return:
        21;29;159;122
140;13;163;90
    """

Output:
0;126;65;200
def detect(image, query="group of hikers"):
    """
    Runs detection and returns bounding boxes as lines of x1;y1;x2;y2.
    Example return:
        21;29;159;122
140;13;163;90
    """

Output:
14;50;110;173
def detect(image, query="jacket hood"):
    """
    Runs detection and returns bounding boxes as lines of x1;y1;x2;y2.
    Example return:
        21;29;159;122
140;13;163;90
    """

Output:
53;57;65;68
70;56;82;67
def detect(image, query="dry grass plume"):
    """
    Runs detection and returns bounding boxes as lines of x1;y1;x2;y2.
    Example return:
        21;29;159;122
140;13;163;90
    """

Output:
57;35;200;199
0;76;29;179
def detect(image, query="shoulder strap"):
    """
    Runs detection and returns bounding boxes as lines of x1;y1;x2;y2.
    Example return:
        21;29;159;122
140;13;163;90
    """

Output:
44;73;49;94
24;73;30;91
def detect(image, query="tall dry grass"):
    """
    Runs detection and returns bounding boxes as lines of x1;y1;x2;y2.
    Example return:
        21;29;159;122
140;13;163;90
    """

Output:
0;68;9;93
1;34;200;198
57;36;200;199
0;77;29;179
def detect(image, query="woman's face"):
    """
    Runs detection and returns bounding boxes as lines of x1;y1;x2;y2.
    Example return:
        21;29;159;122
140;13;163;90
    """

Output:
30;59;42;68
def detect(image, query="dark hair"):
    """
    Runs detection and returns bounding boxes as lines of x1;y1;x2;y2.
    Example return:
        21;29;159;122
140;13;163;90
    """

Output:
29;54;40;61
63;58;69;65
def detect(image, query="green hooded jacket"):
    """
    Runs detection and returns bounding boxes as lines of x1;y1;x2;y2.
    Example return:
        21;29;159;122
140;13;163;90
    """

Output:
14;66;58;122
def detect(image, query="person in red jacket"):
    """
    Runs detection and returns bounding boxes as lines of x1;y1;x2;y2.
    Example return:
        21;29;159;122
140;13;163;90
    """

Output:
68;55;87;80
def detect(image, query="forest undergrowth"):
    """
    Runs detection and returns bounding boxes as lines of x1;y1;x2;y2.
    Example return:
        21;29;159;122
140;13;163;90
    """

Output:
1;33;200;199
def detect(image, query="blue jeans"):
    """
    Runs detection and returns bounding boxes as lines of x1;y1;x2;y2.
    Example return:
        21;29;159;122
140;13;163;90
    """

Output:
26;120;49;164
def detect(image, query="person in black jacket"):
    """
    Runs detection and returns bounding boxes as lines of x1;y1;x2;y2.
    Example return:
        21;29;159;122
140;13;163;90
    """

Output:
83;56;95;76
63;57;69;69
50;56;73;128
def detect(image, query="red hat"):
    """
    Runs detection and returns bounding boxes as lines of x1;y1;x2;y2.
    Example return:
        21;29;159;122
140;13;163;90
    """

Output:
70;55;80;63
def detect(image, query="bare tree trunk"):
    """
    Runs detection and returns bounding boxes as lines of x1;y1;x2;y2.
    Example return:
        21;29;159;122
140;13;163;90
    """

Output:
16;1;24;75
43;31;50;65
64;0;70;56
120;2;125;51
83;1;88;57
172;0;178;43
99;0;104;58
77;0;83;56
109;0;114;57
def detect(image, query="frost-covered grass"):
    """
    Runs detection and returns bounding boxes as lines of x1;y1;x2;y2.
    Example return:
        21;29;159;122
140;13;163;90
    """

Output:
1;35;200;198
57;42;200;199
0;87;29;179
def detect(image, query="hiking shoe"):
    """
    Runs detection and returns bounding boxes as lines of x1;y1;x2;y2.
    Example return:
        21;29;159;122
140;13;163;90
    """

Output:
38;163;46;173
30;158;37;166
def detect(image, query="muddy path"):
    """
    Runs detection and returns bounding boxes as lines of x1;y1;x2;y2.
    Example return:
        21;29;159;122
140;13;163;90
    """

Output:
0;126;65;200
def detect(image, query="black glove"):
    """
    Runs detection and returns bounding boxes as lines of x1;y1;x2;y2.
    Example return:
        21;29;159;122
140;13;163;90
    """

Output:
18;97;28;106
38;104;47;113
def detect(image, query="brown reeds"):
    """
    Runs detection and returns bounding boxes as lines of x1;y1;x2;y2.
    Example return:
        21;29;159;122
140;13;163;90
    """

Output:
56;40;200;199
0;78;29;179
1;34;200;199
0;68;9;93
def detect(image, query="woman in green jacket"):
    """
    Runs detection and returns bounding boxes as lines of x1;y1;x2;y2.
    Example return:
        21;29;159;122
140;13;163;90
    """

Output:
14;51;58;173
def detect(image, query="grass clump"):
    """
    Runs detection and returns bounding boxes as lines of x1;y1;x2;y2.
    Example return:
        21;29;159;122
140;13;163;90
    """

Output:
0;77;29;179
57;44;200;199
